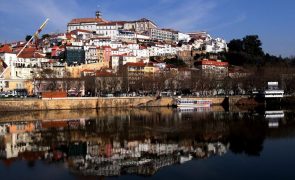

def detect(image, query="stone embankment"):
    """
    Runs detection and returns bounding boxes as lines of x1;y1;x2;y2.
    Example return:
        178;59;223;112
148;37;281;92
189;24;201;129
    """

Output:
0;96;227;112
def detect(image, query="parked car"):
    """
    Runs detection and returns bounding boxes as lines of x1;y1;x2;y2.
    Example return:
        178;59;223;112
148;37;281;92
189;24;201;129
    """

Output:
14;89;28;98
0;91;15;98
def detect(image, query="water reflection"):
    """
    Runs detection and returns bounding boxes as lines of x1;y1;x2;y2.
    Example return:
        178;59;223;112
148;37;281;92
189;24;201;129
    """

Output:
0;107;295;178
264;110;284;128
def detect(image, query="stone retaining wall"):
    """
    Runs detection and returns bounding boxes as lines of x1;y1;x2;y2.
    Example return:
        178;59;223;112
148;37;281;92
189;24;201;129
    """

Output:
0;97;226;112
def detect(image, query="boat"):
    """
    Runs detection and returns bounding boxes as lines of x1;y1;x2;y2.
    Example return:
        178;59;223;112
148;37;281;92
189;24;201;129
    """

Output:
264;110;284;128
177;106;211;113
264;110;284;118
176;98;212;108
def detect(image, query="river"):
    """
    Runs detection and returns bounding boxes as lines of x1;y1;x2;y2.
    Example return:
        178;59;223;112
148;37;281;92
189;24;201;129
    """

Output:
0;107;295;179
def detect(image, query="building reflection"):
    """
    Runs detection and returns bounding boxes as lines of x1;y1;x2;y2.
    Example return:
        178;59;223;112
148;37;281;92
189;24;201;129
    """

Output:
0;108;294;177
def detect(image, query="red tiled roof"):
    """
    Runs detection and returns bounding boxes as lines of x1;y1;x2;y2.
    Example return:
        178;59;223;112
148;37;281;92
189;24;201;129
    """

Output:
98;21;126;26
68;17;108;24
0;44;13;53
66;32;78;39
125;62;146;67
140;45;147;49
96;70;115;77
42;121;68;128
198;59;228;67
17;48;45;58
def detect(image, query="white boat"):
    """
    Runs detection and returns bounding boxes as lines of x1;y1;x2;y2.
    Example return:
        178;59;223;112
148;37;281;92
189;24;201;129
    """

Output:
264;110;284;128
177;107;211;113
264;110;284;118
176;98;212;108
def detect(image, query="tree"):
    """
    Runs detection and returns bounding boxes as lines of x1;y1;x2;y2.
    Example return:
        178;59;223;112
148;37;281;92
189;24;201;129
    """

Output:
42;34;50;39
226;35;265;66
242;35;264;56
228;39;243;52
25;35;32;42
164;57;187;67
221;77;233;95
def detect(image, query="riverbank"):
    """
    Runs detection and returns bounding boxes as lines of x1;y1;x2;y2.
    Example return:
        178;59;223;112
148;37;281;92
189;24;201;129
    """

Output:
0;106;227;122
0;96;227;112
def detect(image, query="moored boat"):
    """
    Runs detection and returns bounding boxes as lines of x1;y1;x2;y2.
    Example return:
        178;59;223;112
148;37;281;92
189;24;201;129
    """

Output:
176;98;212;108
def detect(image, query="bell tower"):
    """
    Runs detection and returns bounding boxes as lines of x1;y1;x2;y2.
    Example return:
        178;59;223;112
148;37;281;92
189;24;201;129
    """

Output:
95;11;102;18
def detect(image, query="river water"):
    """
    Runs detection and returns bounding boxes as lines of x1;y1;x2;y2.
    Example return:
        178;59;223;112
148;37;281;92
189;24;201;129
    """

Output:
0;107;295;180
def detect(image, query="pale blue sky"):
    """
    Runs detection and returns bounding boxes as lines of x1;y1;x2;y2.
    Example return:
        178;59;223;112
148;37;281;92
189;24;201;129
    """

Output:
0;0;294;57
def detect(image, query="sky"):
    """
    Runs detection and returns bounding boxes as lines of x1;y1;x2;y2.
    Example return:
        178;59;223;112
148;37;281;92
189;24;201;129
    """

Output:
0;0;294;57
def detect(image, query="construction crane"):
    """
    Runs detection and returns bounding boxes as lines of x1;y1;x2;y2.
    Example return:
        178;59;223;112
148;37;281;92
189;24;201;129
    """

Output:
16;18;49;57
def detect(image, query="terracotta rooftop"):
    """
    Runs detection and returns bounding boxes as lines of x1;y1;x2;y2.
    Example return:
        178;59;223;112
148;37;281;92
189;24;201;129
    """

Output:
68;17;108;24
198;59;229;66
0;44;13;53
17;48;45;58
42;121;68;128
96;70;115;77
125;62;146;67
98;21;126;26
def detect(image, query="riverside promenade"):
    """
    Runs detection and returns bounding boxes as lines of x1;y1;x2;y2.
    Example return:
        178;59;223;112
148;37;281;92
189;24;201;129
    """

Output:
0;96;229;112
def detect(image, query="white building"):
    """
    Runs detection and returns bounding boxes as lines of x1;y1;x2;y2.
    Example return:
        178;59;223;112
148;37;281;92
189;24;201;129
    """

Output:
110;41;123;49
132;48;149;58
148;44;177;56
67;11;108;32
96;22;124;38
88;37;111;47
71;29;94;40
177;32;191;42
189;32;227;53
111;55;138;72
149;28;173;42
124;18;157;33
0;52;17;69
84;45;98;64
264;82;284;98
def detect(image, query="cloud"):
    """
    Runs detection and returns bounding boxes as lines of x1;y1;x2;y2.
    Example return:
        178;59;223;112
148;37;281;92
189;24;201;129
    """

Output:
0;0;80;35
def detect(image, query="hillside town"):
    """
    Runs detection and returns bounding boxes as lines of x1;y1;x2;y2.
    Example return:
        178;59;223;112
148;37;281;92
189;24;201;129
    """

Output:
0;11;234;97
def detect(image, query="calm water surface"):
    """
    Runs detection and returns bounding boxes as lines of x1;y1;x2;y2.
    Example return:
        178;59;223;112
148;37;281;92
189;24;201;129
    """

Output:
0;107;295;180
